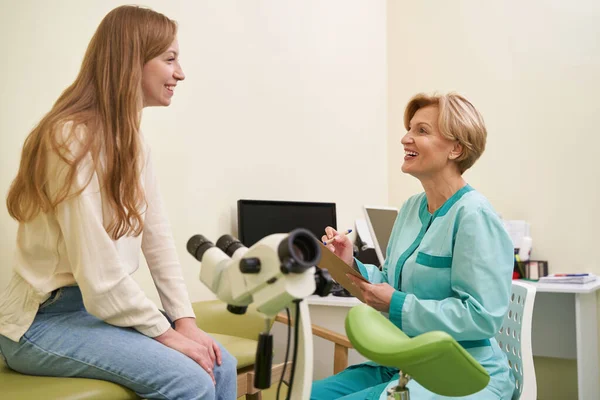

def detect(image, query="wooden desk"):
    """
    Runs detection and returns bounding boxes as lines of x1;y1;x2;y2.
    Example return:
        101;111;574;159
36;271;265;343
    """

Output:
517;279;600;400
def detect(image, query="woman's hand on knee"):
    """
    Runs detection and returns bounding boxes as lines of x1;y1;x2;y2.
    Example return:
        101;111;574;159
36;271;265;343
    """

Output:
154;328;216;385
174;318;222;367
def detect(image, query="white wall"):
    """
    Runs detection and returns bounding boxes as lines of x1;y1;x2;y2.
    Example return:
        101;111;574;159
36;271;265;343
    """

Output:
388;1;600;398
0;0;387;306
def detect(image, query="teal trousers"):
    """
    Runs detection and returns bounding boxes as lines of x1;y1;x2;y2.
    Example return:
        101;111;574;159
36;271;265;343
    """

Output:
311;364;398;400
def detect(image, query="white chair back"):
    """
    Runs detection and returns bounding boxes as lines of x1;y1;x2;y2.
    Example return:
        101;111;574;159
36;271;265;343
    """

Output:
495;280;537;400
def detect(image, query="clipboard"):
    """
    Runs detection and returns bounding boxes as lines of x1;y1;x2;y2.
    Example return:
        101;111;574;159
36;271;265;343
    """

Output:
317;242;368;302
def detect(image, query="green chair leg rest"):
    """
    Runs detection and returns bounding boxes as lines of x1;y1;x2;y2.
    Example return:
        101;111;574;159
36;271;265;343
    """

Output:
345;304;490;397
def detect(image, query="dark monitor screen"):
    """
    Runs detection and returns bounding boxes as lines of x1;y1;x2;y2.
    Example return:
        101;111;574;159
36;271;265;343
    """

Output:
237;199;337;247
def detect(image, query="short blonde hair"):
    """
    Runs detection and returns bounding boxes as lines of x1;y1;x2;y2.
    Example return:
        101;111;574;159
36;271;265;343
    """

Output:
403;92;487;173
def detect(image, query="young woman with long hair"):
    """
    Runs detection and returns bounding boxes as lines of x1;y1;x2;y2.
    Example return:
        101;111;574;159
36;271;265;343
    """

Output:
0;6;237;399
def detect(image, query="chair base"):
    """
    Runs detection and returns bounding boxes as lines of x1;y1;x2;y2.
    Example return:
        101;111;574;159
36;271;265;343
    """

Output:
387;387;410;400
386;371;411;400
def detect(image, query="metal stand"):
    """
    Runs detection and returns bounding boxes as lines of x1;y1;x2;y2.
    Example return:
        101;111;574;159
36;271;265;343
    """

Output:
289;300;313;399
386;371;411;400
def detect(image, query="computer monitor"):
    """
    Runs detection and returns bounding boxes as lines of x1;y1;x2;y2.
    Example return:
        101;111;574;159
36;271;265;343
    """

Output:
237;199;337;247
363;205;399;266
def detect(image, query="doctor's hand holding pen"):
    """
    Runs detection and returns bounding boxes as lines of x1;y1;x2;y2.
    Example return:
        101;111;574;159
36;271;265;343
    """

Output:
322;227;395;313
322;227;354;267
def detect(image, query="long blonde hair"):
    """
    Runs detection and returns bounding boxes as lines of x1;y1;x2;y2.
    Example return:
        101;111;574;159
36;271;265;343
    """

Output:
6;5;177;239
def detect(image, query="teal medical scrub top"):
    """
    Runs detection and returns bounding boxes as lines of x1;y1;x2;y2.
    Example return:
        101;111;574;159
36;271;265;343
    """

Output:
354;185;516;399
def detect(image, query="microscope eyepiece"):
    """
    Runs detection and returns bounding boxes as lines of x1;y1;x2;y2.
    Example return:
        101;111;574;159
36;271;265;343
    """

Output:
278;228;321;273
187;235;215;262
216;235;246;257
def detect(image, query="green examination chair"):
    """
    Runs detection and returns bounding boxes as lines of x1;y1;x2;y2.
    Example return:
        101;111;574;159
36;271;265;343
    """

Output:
345;304;490;400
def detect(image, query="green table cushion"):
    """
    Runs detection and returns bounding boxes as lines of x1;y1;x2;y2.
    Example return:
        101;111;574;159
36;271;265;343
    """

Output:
211;333;258;369
0;333;257;399
0;361;137;400
192;300;269;342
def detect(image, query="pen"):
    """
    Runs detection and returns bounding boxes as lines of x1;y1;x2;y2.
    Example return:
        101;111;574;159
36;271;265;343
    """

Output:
554;273;589;277
323;229;352;245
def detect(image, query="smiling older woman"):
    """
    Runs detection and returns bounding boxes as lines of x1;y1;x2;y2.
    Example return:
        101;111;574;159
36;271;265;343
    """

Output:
314;93;516;400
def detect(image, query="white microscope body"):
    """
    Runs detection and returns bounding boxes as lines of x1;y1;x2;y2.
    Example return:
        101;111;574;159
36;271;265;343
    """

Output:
187;229;331;399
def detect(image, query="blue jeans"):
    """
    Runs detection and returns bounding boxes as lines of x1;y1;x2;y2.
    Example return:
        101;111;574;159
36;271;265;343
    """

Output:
0;286;237;400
